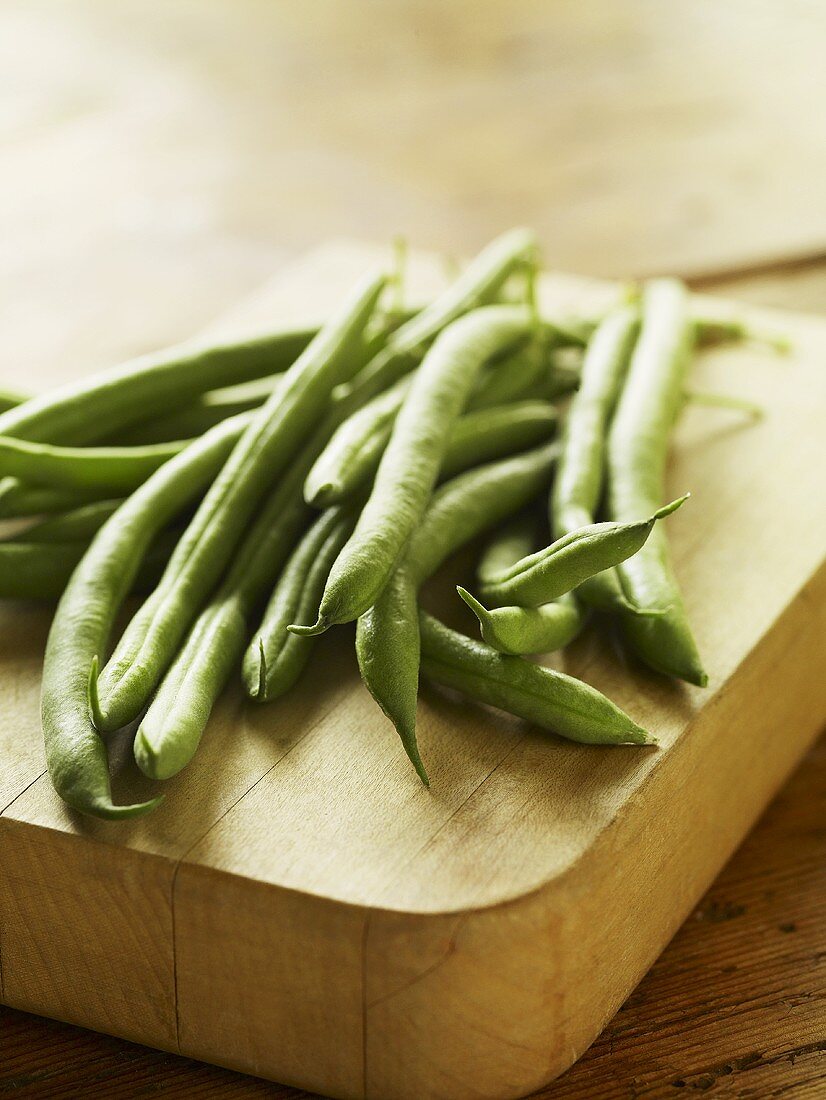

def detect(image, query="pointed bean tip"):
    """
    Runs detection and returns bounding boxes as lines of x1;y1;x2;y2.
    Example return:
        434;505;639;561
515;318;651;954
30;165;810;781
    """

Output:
87;655;105;731
255;638;268;701
288;616;328;637
654;493;690;521
83;793;164;821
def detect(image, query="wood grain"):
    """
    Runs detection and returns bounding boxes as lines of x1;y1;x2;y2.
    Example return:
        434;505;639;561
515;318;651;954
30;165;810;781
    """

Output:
1;242;824;1098
2;733;823;1099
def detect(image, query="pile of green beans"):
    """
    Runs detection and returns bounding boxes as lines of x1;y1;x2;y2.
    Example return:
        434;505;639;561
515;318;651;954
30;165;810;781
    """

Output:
0;228;766;819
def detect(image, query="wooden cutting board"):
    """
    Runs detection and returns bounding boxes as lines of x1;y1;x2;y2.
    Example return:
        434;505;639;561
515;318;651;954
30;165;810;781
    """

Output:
1;243;824;1100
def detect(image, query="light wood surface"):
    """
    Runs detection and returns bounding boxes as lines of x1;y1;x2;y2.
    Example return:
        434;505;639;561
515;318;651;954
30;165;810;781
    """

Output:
3;733;823;1099
1;242;824;1098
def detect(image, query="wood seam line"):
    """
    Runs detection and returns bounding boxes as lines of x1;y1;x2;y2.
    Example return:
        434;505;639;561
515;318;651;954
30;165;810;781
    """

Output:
360;910;371;1100
371;728;530;913
166;695;350;1053
0;768;50;1002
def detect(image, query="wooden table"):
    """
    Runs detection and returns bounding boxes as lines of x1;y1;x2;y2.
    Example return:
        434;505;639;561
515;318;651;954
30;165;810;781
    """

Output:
2;2;824;1095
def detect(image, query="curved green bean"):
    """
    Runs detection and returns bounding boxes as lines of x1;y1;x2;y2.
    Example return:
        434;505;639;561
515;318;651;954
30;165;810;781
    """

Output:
480;495;688;607
419;612;652;746
607;279;707;686
335;228;537;402
456;588;583;656
293;305;535;636
241;507;354;703
551;305;640;612
0;434;191;493
94;272;385;732
356;442;559;780
41;411;252;819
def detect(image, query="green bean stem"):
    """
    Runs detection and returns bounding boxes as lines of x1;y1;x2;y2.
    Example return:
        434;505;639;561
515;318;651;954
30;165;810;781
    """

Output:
335;228;537;402
41;412;251;819
93;271;386;732
294;304;535;635
356;442;559;781
607;279;707;686
419;612;653;746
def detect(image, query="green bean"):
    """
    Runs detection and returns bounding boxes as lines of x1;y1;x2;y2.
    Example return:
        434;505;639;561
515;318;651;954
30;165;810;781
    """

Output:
456;588;583;656
607;279;707;686
41;412;252;819
0;434;192;493
0;327;315;449
7;500;122;544
335;228;537;402
242;507;354;702
0;320;316;519
304;376;412;507
310;400;557;508
134;505;351;780
293;305;535;636
467;513;586;654
439;402;556;480
551;305;640;612
129;388;375;779
419;612;653;745
0;480;108;519
356;442;559;780
479;495;688;607
305;341;557;508
694;317;790;352
93;272;385;732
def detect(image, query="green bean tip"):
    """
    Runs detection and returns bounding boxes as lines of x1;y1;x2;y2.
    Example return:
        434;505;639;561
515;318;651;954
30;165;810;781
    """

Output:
81;792;166;820
287;616;329;637
248;638;268;701
87;655;105;731
653;493;690;521
456;585;487;621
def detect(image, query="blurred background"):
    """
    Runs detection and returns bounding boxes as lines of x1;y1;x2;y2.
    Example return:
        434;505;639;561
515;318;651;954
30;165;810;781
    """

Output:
4;0;826;384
